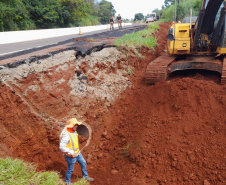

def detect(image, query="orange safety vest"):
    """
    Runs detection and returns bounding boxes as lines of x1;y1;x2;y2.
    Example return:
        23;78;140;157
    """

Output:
65;131;80;157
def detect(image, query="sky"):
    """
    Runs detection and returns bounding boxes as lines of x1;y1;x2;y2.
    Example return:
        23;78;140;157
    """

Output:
108;0;165;19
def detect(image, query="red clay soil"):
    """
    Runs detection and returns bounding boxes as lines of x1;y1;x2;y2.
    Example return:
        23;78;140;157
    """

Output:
0;23;225;185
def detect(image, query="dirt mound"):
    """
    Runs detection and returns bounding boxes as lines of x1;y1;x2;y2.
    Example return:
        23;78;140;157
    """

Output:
0;22;225;185
93;78;226;185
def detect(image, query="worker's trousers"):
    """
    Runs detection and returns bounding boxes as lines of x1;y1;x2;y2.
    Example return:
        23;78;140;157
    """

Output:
64;153;88;183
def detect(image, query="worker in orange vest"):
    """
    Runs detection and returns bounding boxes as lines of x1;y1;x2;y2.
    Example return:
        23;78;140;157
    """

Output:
59;118;94;184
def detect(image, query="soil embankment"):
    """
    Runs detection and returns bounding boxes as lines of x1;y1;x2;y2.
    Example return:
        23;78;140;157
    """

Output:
0;23;225;185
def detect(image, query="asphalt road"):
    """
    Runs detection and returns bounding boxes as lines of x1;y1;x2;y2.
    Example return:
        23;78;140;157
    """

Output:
0;34;78;56
0;24;147;65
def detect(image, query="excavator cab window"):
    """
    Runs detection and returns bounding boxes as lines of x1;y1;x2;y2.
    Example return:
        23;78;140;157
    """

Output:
210;1;226;48
203;0;210;8
214;3;225;28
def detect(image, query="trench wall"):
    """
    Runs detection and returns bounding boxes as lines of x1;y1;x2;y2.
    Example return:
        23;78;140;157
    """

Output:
0;47;132;171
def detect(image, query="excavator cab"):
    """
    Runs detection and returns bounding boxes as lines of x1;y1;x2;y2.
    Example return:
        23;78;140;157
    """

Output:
145;0;226;84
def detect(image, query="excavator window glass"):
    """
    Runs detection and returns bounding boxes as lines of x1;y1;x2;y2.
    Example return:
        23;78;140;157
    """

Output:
214;2;225;28
182;16;197;23
204;0;210;8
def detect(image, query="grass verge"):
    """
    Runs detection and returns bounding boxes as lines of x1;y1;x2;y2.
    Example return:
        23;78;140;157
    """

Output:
0;157;88;185
114;22;159;50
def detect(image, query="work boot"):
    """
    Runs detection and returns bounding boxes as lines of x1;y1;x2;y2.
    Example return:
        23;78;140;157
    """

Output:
84;176;94;181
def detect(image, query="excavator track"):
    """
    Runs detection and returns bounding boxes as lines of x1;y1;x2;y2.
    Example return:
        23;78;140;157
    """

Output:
145;55;175;85
221;57;226;85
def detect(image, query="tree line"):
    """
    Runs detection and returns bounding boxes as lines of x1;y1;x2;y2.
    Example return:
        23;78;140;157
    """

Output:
0;0;204;32
161;0;203;21
134;0;202;22
0;0;116;31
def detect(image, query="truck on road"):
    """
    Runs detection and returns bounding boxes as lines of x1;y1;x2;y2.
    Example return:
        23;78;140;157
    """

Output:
146;12;157;23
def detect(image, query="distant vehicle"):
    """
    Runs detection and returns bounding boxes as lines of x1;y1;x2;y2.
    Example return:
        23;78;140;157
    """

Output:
182;16;198;23
146;12;157;23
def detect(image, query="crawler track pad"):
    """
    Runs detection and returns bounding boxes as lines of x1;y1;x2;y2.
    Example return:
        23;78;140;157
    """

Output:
145;55;175;85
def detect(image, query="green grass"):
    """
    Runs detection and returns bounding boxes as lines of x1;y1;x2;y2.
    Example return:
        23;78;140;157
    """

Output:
127;67;134;75
159;18;172;22
0;157;88;185
114;22;160;49
119;142;133;157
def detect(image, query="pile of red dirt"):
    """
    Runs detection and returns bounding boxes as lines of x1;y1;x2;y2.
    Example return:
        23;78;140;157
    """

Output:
83;23;226;185
89;77;226;185
0;23;225;185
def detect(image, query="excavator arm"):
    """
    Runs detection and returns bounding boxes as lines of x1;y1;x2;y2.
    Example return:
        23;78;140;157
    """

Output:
193;0;225;49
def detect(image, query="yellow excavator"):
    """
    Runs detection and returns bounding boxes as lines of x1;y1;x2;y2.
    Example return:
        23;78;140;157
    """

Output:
145;0;226;85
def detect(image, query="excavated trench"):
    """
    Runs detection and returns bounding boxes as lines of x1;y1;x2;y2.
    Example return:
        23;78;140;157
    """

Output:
0;23;226;185
0;46;131;165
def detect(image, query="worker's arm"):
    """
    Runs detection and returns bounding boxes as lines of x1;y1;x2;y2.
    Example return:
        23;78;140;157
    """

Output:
59;132;74;155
